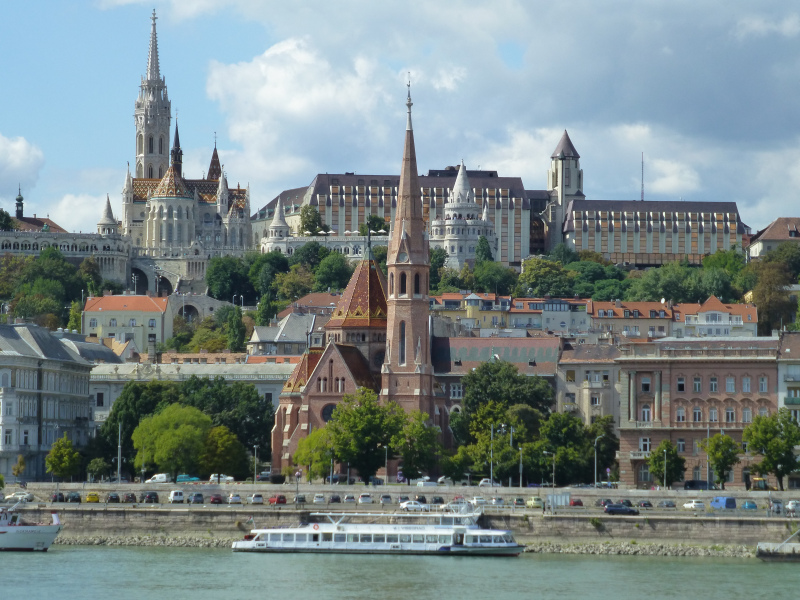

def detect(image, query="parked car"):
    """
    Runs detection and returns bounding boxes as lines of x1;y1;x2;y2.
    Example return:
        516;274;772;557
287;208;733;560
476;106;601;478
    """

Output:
329;494;341;503
683;499;705;510
604;504;640;515
379;494;393;505
255;471;272;482
269;494;287;505
513;497;525;507
139;491;159;503
527;496;544;509
770;499;783;514
208;474;235;483
431;496;445;505
246;494;264;505
397;495;410;504
657;500;676;509
569;498;583;507
294;494;306;504
415;495;427;504
209;493;224;505
6;491;34;502
145;473;171;484
618;499;633;507
742;500;758;511
312;493;326;504
67;492;82;503
168;490;184;504
358;493;373;504
400;500;430;512
490;497;505;506
51;492;65;503
786;500;800;516
710;496;737;510
470;496;487;506
226;493;242;505
123;492;136;503
595;498;614;507
188;492;204;504
176;474;200;483
86;492;100;503
106;492;120;503
638;500;653;508
478;478;502;488
343;495;356;504
437;476;453;485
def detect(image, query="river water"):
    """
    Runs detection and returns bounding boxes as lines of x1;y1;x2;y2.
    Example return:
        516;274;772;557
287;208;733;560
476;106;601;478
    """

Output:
5;546;797;599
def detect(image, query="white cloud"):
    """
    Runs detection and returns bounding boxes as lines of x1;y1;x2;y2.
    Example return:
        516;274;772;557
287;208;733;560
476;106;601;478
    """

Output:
49;193;112;234
0;132;44;203
734;14;800;39
648;159;700;195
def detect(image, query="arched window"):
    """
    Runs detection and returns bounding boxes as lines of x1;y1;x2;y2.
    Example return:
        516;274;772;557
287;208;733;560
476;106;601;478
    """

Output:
159;136;164;155
177;206;183;219
638;463;651;483
414;273;420;295
158;166;163;178
168;206;173;219
676;407;686;422
400;272;407;295
137;134;144;155
390;273;394;295
148;136;154;154
640;404;651;422
148;164;153;178
399;321;406;365
322;377;328;392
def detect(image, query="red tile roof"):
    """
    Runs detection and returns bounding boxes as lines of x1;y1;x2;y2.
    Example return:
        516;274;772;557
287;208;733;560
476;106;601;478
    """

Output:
283;348;323;392
750;217;800;243
672;296;757;322
586;300;673;318
277;292;342;319
325;259;388;330
84;295;170;313
12;216;68;233
245;355;302;364
431;336;561;377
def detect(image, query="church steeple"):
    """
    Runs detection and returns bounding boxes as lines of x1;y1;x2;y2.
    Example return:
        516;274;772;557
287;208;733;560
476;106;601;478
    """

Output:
134;9;171;179
207;139;222;180
171;121;183;178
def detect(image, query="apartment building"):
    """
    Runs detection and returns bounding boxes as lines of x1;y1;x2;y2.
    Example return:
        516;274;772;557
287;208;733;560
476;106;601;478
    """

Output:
556;344;622;431
82;293;172;351
586;300;673;341
673;296;757;338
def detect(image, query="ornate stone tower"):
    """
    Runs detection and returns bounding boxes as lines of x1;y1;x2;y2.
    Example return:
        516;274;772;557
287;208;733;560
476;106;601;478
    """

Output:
381;86;435;416
545;130;584;250
134;10;171;180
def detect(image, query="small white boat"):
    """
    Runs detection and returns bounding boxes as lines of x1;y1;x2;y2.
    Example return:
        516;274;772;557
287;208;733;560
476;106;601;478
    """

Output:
0;503;62;552
232;508;524;556
757;528;800;562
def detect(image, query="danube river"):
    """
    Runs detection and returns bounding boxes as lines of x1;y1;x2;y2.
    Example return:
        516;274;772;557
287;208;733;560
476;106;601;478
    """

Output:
6;546;795;598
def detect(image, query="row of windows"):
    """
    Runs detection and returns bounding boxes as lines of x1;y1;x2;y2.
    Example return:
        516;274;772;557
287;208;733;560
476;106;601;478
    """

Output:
639;437;751;455
89;318;156;328
316;377;346;393
389;272;426;297
673;375;768;394
597;309;668;319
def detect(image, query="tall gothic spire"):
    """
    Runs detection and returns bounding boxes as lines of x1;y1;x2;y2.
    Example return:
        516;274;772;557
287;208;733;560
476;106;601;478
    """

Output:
146;9;160;81
171;121;183;177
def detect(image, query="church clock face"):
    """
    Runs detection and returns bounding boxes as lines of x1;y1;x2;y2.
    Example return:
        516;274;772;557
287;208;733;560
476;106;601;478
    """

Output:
397;251;408;262
321;404;336;422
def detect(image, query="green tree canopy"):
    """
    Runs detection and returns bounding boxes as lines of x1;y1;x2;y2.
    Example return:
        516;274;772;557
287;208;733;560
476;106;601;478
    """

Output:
475;235;493;264
255;293;278;326
289;241;331;272
429;247;448;289
358;214;389;236
87;457;111;480
274;264;314;300
314;252;354;292
227;306;246;352
646;440;686;488
201;425;249;480
548;243;579;266
473;261;518;296
206;256;253;303
293;427;336;482
11;455;26;479
0;208;15;231
743;408;800;490
391;410;441;480
763;241;800;280
327;388;406;482
516;257;573;297
700;434;741;490
461;360;553;419
750;262;796;335
46;434;82;480
299;205;327;235
703;247;745;278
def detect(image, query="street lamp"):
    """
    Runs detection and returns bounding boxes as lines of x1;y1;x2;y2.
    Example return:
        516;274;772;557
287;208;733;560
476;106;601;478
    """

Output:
518;446;523;490
664;447;668;490
253;444;259;484
593;434;604;489
233;294;237;306
543;450;556;513
489;424;494;485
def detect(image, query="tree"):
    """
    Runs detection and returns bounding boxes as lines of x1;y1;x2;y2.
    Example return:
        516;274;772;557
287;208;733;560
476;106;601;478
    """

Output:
763;241;800;280
201;426;249;480
358;214;389;236
205;256;252;302
274;264;314;300
188;317;227;352
743;408;800;490
0;255;31;300
11;455;26;480
66;300;82;331
429;247;448;289
255;294;278;326
473;261;517;296
538;412;592;485
227;306;246;352
327;388;406;482
577;250;609;264
46;434;81;480
132;403;212;479
299;205;327;235
87;458;111;481
79;257;103;296
750;262;796;335
165;314;196;352
703;246;745;277
0;473;4;490
475;235;493;264
461;360;553;419
371;245;389;275
516;257;573;297
699;434;740;490
314;252;353;292
647;440;686;488
548;243;579;266
391;411;441;480
0;208;15;231
293;427;336;482
289;241;331;272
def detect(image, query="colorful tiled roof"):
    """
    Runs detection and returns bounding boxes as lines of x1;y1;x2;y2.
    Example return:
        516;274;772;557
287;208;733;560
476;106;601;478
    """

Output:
325;259;388;329
131;177;247;210
282;348;323;392
153;164;191;198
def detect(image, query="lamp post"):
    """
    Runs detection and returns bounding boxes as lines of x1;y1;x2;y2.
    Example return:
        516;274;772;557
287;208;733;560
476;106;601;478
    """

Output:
518;446;523;490
489;424;494;485
543;450;556;514
117;421;123;485
593;435;604;489
253;444;259;484
664;447;668;490
233;294;237;306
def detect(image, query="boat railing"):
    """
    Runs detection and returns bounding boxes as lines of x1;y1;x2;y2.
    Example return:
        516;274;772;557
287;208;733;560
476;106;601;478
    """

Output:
310;511;482;525
772;526;800;552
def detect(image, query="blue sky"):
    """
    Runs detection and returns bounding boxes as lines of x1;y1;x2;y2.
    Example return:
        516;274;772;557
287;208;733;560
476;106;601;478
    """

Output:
2;1;800;233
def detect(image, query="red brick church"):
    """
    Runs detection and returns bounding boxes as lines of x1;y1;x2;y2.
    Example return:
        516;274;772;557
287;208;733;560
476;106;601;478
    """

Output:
271;87;437;476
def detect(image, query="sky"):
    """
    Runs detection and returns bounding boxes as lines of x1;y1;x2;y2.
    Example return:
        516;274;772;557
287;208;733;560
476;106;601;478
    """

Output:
1;0;800;233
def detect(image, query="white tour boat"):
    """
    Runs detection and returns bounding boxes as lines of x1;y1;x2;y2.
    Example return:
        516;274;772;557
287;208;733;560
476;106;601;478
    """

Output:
232;508;524;556
0;503;62;551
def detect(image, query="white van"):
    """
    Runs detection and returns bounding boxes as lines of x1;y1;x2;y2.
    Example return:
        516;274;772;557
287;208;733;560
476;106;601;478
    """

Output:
145;473;171;484
168;490;184;504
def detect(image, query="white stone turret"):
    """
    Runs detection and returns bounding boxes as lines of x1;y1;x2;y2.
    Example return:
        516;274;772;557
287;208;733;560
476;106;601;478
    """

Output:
217;175;229;215
98;195;118;235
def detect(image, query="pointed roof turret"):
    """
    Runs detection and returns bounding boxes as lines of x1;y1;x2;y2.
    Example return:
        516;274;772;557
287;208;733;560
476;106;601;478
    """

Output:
271;196;288;228
449;160;473;205
124;165;133;192
146;9;161;81
170;122;183;177
325;258;388;330
98;195;116;226
551;129;580;159
482;199;490;222
207;141;222;180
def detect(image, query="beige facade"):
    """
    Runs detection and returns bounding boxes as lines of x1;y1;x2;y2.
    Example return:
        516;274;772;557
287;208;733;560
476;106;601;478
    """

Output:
587;300;673;341
82;293;172;351
557;344;622;433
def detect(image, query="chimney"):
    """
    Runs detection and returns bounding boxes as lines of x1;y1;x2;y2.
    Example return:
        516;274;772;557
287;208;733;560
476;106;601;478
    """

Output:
148;340;157;364
615;299;622;308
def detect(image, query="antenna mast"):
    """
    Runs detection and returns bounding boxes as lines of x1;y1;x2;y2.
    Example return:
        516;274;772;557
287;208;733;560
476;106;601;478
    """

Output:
641;152;644;202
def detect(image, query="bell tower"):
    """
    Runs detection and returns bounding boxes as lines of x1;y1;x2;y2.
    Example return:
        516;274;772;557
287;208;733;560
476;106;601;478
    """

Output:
134;10;171;180
381;84;435;417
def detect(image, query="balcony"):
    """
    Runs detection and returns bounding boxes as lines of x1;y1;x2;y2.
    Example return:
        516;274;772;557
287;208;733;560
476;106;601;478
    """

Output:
562;403;578;412
622;330;641;338
583;380;610;389
635;421;653;428
629;451;651;460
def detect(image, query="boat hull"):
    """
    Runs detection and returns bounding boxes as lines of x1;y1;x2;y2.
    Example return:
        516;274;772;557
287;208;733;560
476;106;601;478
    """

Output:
756;542;800;562
232;542;523;557
0;525;62;552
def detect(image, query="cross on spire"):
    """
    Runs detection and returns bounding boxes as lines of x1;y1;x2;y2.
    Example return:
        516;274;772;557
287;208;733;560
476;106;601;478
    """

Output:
406;72;413;131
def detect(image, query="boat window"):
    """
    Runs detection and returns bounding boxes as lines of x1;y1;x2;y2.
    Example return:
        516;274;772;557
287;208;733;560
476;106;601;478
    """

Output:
334;534;346;543
322;533;332;542
426;535;438;543
503;534;514;543
270;533;282;542
492;536;504;544
441;517;454;525
479;535;491;544
387;534;399;543
312;534;319;542
438;535;450;544
466;535;477;544
347;534;358;543
282;534;294;542
253;534;262;541
412;534;424;544
295;534;307;542
400;534;411;543
360;534;372;543
373;534;385;543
